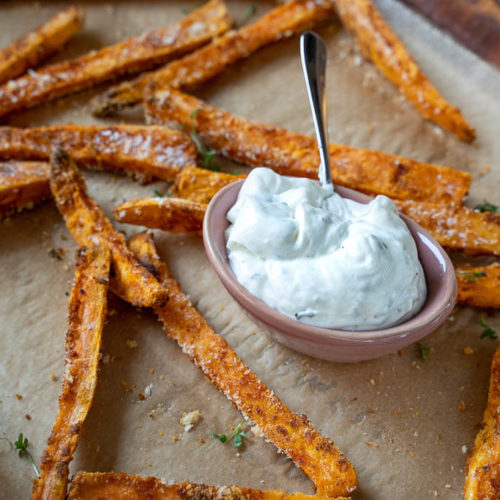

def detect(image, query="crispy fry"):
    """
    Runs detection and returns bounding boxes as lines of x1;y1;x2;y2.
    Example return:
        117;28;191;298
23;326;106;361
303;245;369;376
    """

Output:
0;125;197;182
50;149;167;308
396;200;500;256
0;0;231;119
174;166;244;204
0;161;50;217
92;0;336;116
114;197;205;234
68;471;350;500
145;88;471;204
333;0;475;142
464;344;500;499
457;263;500;309
31;246;110;500
128;231;357;498
0;7;84;85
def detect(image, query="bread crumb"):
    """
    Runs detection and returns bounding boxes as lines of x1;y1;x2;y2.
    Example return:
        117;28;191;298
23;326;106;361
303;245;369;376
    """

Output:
458;401;467;411
24;414;31;420
149;368;155;374
180;410;202;432
172;435;180;442
50;373;57;381
365;441;378;448
126;340;138;348
16;394;23;400
370;379;376;386
409;451;414;456
199;438;205;444
463;346;474;355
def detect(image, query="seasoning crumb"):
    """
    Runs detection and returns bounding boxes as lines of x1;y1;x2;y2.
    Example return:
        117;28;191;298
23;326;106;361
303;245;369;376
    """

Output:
121;380;129;390
24;414;31;420
436;433;441;440
199;438;205;444
409;451;415;456
458;401;467;411
172;435;180;442
147;463;152;467
126;340;138;348
16;393;23;400
463;346;474;355
180;410;202;432
138;393;145;401
149;368;155;374
159;431;164;437
365;441;378;448
50;373;57;381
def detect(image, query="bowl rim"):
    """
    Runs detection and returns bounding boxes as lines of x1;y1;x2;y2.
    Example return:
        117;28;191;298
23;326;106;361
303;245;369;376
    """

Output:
203;179;457;344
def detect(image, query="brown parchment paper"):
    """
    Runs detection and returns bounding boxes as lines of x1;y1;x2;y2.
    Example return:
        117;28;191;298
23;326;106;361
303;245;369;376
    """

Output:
1;1;499;498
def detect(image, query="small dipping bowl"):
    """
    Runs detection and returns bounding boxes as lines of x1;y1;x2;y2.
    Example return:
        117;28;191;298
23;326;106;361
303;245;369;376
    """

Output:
203;180;457;362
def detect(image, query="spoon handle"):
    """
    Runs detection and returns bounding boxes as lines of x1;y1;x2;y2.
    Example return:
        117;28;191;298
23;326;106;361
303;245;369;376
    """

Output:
300;31;332;188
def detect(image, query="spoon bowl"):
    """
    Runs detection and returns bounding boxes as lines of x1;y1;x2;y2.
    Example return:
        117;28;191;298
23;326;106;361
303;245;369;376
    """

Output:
203;180;457;362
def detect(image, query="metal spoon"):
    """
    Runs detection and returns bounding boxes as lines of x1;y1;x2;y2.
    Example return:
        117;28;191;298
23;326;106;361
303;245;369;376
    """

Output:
300;31;332;189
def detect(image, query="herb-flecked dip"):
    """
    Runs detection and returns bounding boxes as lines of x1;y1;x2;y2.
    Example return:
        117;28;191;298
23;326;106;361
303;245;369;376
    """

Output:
225;168;427;330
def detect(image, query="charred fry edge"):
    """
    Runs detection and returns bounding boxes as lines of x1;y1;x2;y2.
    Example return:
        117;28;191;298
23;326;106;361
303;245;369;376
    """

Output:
464;345;500;499
114;197;205;234
0;161;50;218
92;0;336;116
144;88;471;204
0;7;84;85
457;263;500;310
0;125;197;182
31;246;110;500
49;149;168;308
68;471;350;500
0;0;231;118
333;0;475;142
128;231;358;498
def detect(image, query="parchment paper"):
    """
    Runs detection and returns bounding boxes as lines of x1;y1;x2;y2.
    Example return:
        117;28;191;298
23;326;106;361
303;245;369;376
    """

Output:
1;1;499;498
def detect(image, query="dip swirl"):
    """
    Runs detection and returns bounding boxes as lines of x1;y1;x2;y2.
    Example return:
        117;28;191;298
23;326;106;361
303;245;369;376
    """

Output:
225;168;426;330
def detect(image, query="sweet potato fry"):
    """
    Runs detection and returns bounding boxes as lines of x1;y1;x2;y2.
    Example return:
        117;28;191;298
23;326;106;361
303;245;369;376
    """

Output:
0;161;50;217
0;0;231;119
396;200;500;256
114;197;205;234
333;0;475;142
92;0;336;116
145;88;471;204
464;344;500;499
173;166;244;204
456;263;500;309
0;125;197;182
128;231;357;498
31;246;110;500
50;149;167;308
0;7;84;85
68;471;350;500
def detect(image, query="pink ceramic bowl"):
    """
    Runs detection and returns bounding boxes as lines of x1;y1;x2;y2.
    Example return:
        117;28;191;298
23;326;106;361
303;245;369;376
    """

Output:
203;180;457;362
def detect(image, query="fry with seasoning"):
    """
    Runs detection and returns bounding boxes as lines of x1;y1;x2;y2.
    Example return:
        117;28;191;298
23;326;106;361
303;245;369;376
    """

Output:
144;88;471;204
31;246;110;500
128;231;358;498
49;149;167;308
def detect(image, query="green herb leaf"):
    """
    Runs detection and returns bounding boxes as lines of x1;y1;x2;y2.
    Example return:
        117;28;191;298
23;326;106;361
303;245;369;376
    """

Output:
239;5;257;26
213;422;246;448
480;319;498;340
475;200;498;213
14;433;40;477
190;108;201;120
457;270;487;283
188;109;220;171
231;169;240;176
48;248;62;260
417;343;428;360
153;188;164;197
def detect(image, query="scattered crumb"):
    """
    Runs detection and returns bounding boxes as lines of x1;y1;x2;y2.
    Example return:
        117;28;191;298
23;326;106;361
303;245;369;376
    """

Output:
121;380;129;390
149;368;155;375
180;410;202;432
107;309;116;317
409;451;415;456
397;350;404;357
458;401;467;411
144;384;153;397
445;484;451;489
50;373;57;381
436;433;441;440
463;346;474;355
126;340;138;348
147;463;152;467
462;445;468;454
138;393;145;401
369;379;376;386
251;426;264;438
63;264;70;272
199;438;205;444
24;414;31;420
159;431;164;437
172;435;180;442
16;394;23;400
102;353;110;364
365;441;378;448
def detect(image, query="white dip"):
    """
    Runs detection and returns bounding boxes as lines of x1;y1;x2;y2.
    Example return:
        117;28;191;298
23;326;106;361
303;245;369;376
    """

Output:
225;168;426;330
